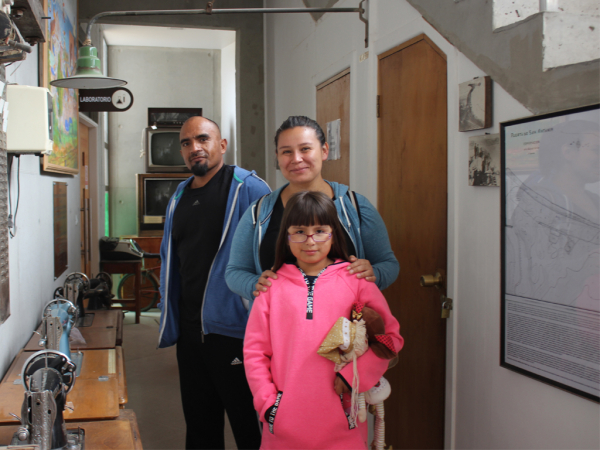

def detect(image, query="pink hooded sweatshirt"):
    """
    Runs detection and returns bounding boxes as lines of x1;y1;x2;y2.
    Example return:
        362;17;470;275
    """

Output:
244;261;403;450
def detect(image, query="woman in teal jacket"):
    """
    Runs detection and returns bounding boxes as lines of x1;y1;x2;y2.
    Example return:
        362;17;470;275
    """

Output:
225;116;398;305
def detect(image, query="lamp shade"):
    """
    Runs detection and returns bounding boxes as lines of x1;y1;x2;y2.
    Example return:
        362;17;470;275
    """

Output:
50;45;127;89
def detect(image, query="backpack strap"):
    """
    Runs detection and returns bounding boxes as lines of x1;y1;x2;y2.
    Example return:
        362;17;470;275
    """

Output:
252;194;268;227
347;190;362;225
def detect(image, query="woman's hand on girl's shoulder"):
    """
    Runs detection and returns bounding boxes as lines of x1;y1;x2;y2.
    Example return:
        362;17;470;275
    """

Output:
253;269;278;297
346;255;376;283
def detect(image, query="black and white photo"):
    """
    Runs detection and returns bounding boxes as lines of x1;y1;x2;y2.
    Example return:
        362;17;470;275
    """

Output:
469;134;500;186
459;76;492;132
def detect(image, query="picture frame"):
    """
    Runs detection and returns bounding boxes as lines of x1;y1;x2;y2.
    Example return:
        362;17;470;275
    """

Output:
459;76;492;132
43;0;79;175
500;103;600;402
468;133;500;186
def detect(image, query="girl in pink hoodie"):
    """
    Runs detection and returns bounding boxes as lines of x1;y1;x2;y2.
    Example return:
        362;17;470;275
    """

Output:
244;191;403;450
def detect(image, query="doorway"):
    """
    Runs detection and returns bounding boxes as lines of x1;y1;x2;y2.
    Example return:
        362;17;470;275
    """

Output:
377;34;448;449
79;119;91;276
316;68;350;185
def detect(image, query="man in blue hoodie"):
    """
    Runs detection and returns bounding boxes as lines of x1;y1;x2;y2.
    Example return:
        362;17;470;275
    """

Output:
158;116;270;449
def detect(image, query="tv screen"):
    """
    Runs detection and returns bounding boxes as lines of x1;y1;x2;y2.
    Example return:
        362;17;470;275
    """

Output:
137;173;190;236
145;128;190;173
144;179;184;217
150;132;185;166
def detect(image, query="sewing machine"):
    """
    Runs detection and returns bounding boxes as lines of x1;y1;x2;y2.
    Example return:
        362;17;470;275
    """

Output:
57;272;114;327
61;273;90;324
7;350;84;450
36;299;83;375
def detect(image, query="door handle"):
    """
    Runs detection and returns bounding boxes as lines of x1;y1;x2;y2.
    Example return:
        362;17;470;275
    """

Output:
420;271;443;289
420;271;452;319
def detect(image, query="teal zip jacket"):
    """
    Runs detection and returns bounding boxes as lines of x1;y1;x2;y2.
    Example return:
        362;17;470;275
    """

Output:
157;166;271;348
225;181;399;306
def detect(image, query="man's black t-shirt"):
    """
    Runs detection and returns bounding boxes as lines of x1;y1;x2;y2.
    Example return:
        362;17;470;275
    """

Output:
172;164;234;328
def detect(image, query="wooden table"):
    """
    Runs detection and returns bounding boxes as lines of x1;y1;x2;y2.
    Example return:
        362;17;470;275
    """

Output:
24;324;118;351
24;310;122;351
78;309;120;329
0;409;142;450
0;349;123;424
101;260;143;324
77;309;123;346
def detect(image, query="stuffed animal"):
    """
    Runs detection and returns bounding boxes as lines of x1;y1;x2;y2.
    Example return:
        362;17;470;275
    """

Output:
318;302;397;450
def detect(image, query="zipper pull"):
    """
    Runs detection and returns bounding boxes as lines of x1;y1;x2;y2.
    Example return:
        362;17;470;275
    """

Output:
201;330;205;343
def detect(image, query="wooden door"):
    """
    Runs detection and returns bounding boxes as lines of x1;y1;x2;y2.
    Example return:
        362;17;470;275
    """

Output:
80;122;91;276
316;68;350;185
378;34;448;449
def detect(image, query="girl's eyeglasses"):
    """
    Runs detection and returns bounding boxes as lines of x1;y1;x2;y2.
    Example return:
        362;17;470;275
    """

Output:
288;233;332;243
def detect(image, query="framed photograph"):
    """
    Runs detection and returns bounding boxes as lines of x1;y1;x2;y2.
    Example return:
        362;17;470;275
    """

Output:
459;76;492;132
469;134;500;186
43;0;79;175
501;104;600;402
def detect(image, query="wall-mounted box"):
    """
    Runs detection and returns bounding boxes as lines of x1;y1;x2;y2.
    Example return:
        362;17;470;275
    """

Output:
7;84;53;155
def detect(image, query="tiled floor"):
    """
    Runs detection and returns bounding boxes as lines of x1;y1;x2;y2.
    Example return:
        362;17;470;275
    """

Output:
122;311;237;450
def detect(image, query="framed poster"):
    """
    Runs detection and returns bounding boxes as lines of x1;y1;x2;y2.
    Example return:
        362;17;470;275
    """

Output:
501;104;600;402
43;0;78;174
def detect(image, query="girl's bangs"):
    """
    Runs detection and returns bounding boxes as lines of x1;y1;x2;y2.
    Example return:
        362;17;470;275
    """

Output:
285;202;335;228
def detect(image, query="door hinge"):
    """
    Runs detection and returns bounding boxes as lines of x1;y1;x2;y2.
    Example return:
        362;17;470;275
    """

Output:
376;95;381;118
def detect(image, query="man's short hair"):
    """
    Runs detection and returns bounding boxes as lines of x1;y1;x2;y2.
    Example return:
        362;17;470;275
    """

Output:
181;115;221;134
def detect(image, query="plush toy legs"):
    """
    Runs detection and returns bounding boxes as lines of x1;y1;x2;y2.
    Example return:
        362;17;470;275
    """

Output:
359;377;391;450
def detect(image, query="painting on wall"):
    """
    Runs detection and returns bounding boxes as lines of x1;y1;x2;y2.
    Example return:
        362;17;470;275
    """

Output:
43;0;79;174
468;134;500;186
501;104;600;402
459;76;492;132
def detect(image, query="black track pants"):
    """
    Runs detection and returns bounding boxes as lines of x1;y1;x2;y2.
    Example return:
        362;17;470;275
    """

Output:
177;328;261;450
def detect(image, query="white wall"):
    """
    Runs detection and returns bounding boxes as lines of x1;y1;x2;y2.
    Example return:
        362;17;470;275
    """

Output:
0;46;82;377
264;0;599;448
221;41;238;166
108;46;220;237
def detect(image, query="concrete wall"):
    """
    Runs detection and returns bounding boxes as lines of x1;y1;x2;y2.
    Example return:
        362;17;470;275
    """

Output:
0;42;82;377
264;0;599;448
107;46;219;237
80;0;266;179
405;0;599;114
222;41;238;166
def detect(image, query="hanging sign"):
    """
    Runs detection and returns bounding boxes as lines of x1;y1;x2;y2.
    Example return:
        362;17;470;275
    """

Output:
78;87;134;112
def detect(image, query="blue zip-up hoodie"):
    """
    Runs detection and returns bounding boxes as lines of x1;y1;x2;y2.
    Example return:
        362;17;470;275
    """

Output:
225;181;399;305
157;166;271;348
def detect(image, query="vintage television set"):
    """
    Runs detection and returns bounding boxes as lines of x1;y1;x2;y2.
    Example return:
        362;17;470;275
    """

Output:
136;173;190;236
144;107;202;173
148;107;202;128
144;127;191;173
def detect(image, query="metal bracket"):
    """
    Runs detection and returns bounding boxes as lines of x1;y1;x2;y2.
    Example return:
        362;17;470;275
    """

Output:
358;0;369;48
83;5;367;47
